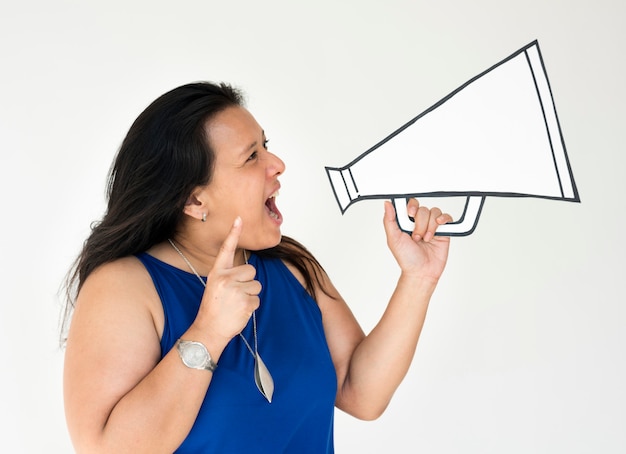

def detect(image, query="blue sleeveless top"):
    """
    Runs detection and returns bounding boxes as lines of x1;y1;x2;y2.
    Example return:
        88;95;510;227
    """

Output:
136;252;337;453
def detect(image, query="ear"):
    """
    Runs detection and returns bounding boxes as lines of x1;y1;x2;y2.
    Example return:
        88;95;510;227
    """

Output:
183;188;207;221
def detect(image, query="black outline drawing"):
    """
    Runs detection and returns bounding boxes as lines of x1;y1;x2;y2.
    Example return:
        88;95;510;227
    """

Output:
325;40;580;236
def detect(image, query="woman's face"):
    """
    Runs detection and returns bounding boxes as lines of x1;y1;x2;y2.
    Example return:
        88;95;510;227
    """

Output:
197;106;286;251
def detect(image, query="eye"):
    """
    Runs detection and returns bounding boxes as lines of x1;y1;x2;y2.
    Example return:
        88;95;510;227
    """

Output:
263;138;269;149
246;151;258;162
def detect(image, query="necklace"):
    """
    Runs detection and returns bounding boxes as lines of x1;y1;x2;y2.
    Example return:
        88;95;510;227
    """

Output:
168;239;274;403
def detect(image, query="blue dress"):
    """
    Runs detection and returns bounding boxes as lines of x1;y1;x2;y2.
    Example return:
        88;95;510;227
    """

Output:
136;251;337;453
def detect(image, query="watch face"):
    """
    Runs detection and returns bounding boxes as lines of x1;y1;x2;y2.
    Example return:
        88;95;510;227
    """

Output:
183;342;207;368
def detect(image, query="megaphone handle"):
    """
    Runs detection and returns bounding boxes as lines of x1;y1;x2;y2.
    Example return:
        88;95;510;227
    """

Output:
393;196;485;237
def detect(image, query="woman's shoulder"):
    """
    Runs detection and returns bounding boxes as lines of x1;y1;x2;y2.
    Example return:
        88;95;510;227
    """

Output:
77;255;163;326
85;255;151;287
261;236;338;302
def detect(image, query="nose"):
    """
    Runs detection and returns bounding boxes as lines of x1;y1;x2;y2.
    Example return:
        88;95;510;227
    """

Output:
267;151;286;177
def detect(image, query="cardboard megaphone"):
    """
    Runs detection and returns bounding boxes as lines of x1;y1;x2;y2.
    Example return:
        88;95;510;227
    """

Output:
325;40;580;236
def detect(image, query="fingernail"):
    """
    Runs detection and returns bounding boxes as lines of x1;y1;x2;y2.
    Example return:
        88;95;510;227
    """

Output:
234;216;242;227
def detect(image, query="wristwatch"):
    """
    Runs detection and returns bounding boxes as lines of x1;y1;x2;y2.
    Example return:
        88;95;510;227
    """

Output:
176;339;217;372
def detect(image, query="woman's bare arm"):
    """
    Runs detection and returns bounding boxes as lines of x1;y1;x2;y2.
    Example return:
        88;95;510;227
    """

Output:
316;200;452;420
64;219;257;453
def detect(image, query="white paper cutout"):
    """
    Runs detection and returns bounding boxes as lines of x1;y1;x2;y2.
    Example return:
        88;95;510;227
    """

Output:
325;40;580;236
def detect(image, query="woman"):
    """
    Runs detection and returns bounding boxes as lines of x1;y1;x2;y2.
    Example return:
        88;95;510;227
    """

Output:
62;81;453;453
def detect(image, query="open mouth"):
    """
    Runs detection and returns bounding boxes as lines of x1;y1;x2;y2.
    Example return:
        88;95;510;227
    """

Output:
265;190;282;222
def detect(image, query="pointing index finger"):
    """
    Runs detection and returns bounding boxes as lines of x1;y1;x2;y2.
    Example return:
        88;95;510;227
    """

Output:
214;216;243;270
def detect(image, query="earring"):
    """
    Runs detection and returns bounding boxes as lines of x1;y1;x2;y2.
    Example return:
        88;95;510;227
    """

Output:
201;213;207;222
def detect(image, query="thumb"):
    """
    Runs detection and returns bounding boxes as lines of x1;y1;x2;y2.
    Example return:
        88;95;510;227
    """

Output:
214;216;243;270
383;201;402;242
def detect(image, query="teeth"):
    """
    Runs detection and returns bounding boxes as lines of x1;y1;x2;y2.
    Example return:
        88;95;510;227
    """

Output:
266;190;280;221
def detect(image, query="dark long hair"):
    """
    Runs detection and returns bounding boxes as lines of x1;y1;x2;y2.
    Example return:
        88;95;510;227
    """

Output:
61;82;330;343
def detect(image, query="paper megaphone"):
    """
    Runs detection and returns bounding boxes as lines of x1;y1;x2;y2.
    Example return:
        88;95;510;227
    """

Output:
325;40;580;236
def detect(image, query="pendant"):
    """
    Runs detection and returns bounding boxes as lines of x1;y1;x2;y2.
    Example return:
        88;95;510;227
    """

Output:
254;353;274;403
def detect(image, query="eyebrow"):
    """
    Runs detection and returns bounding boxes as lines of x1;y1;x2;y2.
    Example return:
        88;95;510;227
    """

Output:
239;130;266;157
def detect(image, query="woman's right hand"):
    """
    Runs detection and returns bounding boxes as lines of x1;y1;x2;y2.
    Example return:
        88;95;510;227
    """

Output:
196;217;261;343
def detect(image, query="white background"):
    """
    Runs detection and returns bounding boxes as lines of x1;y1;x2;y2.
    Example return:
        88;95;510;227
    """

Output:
1;1;625;452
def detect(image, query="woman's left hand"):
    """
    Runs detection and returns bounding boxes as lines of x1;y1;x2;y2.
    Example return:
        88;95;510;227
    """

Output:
383;199;453;283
